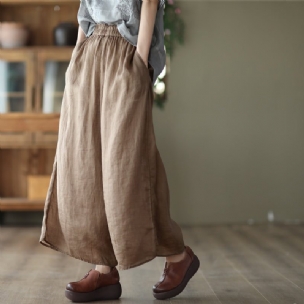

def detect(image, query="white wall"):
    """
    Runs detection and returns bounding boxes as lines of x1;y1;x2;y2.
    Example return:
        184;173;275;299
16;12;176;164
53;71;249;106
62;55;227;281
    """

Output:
153;1;304;224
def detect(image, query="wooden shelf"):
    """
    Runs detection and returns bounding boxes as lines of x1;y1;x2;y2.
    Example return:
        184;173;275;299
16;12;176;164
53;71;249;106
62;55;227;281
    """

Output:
0;46;74;52
0;0;71;215
0;0;78;4
0;141;57;149
0;198;44;211
0;113;60;132
0;92;25;97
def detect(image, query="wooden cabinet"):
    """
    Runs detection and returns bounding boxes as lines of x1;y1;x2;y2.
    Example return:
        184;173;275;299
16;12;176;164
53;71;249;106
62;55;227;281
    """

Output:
0;47;72;115
0;49;35;113
0;0;79;214
0;46;72;148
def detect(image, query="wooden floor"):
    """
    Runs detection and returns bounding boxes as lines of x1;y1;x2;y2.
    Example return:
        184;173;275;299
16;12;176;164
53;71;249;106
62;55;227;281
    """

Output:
1;224;304;304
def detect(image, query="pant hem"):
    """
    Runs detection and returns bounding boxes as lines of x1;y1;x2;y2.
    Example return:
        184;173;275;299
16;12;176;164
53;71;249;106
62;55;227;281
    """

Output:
39;238;117;267
39;237;185;270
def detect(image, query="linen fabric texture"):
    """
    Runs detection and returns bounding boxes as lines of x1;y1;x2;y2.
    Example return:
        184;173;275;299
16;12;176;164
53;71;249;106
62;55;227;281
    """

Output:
39;23;185;271
77;0;166;84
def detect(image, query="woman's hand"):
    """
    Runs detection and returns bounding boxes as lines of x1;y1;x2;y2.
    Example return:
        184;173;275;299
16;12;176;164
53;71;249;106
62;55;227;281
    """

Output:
76;26;86;45
137;0;159;67
135;49;148;68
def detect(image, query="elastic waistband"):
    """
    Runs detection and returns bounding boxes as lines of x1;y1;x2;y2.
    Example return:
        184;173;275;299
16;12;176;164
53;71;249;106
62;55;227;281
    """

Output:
92;23;121;37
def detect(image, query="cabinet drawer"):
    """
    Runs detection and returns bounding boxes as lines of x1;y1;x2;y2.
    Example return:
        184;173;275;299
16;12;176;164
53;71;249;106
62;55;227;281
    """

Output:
33;132;58;147
0;132;32;148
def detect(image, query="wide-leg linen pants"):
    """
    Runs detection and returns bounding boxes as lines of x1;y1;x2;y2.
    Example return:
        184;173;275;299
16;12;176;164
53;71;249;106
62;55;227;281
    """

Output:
39;23;185;271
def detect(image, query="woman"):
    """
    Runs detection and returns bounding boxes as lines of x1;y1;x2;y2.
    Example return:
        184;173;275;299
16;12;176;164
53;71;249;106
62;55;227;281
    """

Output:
39;0;200;301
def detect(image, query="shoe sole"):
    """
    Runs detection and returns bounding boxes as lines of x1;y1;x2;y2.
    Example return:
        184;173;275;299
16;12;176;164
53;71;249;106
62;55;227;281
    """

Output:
65;282;122;302
153;254;200;300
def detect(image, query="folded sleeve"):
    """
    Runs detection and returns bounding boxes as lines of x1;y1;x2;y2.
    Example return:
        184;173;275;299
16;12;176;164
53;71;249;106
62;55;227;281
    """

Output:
158;0;165;10
77;0;95;37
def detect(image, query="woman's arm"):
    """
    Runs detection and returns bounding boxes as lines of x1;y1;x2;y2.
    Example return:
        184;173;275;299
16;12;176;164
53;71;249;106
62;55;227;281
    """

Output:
137;0;159;67
76;25;86;44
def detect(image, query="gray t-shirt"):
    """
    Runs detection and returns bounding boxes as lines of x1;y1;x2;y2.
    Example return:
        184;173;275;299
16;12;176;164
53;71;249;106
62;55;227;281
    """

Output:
77;0;166;84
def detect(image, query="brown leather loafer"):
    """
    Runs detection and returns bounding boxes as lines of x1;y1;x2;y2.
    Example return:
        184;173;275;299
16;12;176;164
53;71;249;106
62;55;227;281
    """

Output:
152;245;200;300
65;267;122;302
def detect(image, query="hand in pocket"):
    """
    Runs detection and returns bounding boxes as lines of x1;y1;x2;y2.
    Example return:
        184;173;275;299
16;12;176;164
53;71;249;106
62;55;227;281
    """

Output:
135;49;148;68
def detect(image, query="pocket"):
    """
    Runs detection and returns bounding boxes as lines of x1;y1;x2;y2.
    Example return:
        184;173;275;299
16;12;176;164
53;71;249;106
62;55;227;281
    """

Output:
134;50;148;71
65;58;77;86
74;37;89;53
134;50;154;83
65;36;92;85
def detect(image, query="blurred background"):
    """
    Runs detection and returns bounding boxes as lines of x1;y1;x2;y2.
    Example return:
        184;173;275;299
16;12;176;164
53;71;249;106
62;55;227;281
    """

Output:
1;0;303;226
154;0;304;225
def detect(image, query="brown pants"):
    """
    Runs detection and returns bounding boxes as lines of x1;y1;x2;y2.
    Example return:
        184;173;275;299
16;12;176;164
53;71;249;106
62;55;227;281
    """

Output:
39;23;185;271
